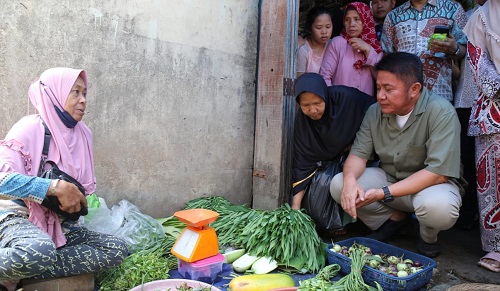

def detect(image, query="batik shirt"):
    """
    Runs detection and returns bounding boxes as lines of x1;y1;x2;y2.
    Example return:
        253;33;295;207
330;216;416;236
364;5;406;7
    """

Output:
381;0;468;102
466;41;500;137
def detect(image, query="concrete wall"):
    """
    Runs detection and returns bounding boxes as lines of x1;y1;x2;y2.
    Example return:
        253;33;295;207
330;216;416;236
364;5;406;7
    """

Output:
0;0;259;217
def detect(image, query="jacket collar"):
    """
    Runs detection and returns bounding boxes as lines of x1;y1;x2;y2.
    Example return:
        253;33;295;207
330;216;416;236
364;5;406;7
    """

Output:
403;0;438;10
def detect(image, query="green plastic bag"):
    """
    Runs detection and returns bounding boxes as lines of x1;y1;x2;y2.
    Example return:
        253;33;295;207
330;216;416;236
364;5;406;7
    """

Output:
85;193;102;220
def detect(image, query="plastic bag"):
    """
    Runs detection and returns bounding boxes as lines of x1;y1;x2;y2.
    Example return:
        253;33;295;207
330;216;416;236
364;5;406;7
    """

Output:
84;198;165;253
302;156;344;231
85;194;103;221
84;196;121;235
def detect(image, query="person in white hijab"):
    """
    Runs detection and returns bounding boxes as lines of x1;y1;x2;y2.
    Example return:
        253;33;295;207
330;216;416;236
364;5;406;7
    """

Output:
463;0;500;273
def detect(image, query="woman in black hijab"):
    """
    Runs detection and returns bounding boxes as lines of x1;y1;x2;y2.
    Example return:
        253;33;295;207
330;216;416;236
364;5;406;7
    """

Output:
291;73;375;233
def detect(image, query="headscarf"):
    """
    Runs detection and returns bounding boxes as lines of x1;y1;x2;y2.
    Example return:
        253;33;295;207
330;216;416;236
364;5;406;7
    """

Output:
341;2;382;69
464;0;500;72
0;67;95;247
292;73;375;194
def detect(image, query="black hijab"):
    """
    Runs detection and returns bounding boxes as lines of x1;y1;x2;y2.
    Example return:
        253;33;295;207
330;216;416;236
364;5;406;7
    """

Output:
292;73;375;195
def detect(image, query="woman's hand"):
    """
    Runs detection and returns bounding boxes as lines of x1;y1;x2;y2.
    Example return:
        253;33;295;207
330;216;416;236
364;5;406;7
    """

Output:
47;180;88;213
348;38;371;57
291;189;305;210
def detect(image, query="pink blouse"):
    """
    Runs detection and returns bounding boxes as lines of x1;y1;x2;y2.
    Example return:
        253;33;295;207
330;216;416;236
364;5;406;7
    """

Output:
296;39;331;74
319;36;382;96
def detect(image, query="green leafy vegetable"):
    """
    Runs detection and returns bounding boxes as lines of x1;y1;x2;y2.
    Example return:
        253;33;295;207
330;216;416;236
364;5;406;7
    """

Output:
212;208;260;247
297;264;341;290
183;197;325;274
97;235;178;291
236;204;326;273
156;216;186;238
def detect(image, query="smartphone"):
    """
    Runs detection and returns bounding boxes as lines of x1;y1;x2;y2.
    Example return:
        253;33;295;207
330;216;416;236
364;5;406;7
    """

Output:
433;25;450;35
428;25;450;49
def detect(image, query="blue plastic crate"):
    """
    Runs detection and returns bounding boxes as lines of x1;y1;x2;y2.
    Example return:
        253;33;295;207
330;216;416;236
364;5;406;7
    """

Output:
326;237;436;291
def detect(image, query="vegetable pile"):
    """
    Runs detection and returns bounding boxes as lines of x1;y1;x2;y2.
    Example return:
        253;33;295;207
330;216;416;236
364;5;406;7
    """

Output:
184;196;326;273
330;248;382;290
96;216;186;291
297;248;382;291
96;196;327;290
296;264;341;290
169;282;213;291
330;242;425;278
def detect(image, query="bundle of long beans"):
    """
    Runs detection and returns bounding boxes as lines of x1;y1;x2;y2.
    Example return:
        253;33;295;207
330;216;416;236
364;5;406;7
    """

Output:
298;248;383;291
330;248;383;291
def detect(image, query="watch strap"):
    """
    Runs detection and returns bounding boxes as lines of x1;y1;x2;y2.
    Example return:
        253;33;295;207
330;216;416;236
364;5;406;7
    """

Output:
382;186;394;202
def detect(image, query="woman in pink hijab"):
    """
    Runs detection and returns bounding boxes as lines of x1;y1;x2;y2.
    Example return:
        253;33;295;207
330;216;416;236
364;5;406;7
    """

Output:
0;68;127;290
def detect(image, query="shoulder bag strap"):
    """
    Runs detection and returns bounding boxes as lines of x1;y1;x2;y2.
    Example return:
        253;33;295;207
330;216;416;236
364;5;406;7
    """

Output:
38;121;52;176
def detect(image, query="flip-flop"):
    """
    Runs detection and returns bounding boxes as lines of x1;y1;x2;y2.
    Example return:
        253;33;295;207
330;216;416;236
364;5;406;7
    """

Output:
477;251;500;273
327;227;347;237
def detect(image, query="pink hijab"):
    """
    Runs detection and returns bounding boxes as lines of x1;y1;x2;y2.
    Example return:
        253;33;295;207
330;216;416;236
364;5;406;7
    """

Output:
0;67;96;247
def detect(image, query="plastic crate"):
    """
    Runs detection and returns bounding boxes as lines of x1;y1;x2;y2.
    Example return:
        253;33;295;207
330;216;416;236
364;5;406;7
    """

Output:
326;237;436;291
178;254;224;284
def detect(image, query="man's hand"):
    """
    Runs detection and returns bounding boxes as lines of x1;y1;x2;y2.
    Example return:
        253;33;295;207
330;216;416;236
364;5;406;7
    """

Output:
47;180;88;213
429;34;462;58
355;188;384;208
340;154;369;219
340;179;364;219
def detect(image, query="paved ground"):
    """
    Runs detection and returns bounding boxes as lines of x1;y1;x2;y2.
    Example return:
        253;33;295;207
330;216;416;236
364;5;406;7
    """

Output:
322;220;500;290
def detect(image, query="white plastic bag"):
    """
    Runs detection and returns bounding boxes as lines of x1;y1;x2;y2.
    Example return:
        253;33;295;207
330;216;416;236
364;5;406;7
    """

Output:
84;197;121;234
84;198;164;253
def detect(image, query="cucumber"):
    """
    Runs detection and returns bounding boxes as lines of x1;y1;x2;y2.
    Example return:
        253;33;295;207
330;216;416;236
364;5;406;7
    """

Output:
251;256;278;274
232;253;260;272
223;249;246;264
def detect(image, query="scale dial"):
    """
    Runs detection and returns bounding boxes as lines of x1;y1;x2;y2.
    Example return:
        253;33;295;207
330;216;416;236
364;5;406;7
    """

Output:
172;228;200;259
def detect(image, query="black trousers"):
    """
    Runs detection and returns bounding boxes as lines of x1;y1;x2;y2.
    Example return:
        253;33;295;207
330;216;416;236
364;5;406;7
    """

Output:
456;108;478;228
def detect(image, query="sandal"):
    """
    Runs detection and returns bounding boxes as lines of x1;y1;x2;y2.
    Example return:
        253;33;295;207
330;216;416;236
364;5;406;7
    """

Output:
317;227;347;239
328;228;347;236
477;251;500;273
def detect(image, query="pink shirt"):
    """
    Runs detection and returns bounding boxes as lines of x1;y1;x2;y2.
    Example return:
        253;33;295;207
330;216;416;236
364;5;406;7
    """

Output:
319;36;382;96
296;39;331;74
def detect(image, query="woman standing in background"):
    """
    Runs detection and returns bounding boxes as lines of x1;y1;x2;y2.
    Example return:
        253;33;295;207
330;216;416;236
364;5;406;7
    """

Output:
296;6;333;76
319;2;382;96
463;0;500;273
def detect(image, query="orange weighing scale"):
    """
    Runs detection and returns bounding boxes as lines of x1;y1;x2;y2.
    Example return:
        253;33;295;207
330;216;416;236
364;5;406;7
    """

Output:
171;208;220;262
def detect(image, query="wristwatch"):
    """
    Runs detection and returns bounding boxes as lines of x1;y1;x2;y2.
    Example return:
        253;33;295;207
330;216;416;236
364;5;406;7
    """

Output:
382;186;394;203
453;44;460;56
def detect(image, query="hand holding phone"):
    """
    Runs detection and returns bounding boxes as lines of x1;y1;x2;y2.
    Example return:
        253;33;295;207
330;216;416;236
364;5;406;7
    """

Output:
428;25;450;50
